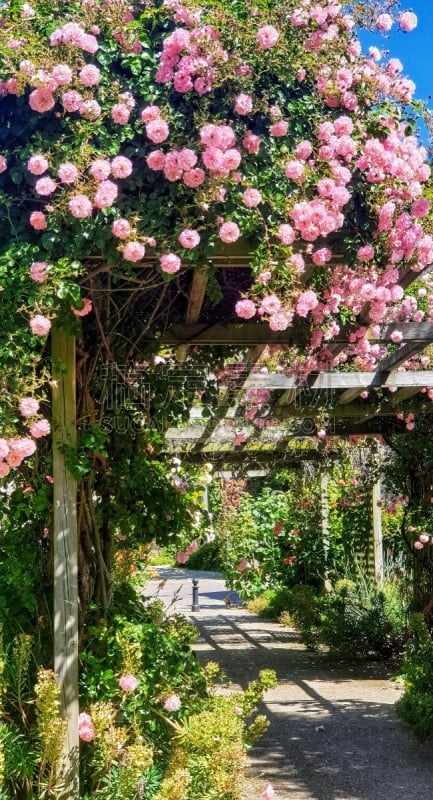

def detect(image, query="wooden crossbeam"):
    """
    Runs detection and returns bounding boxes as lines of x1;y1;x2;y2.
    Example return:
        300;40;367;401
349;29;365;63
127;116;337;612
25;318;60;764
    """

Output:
244;370;433;391
162;320;433;347
175;270;209;362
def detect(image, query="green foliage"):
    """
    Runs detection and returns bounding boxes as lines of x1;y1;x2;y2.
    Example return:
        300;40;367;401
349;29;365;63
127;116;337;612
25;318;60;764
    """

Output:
153;670;276;800
287;578;407;660
246;587;293;619
182;539;223;572
396;613;433;740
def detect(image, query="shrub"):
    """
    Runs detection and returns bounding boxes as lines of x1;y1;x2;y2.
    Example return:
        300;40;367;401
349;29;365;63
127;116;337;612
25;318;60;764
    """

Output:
184;540;223;572
396;613;433;740
247;588;293;619
286;580;407;660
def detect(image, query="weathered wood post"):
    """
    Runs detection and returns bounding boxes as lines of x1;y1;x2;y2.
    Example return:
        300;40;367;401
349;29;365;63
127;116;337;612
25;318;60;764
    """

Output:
372;478;384;587
52;328;79;799
320;471;332;591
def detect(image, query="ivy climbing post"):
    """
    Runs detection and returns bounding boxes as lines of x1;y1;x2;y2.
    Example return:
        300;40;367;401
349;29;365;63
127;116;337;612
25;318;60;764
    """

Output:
52;327;79;799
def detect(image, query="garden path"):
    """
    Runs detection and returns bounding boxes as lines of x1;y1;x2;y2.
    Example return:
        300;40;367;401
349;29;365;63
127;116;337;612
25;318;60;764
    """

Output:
144;568;433;800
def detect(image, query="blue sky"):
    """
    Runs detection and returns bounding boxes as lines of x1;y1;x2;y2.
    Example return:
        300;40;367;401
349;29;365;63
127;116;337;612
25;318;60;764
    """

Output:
359;1;433;108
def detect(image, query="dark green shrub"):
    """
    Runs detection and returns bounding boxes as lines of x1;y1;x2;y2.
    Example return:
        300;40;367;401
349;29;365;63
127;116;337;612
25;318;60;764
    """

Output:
247;588;293;619
396;613;433;740
185;540;223;572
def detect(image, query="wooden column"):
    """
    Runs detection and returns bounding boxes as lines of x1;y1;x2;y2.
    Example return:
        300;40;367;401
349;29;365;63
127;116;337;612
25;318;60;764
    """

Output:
321;472;332;591
372;479;384;587
52;328;79;799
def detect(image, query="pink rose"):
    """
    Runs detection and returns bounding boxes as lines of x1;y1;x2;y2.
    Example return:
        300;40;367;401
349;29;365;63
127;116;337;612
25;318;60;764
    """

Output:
78;712;95;742
146;119;170;144
119;674;138;692
111;103;130;124
122;241;145;262
270;120;288;137
29;88;55;113
235;299;256;319
20;397;40;417
178;229;200;249
111;156;133;179
27;154;49;175
163;694;181;712
58;162;78;183
219;221;240;243
257;25;279;49
234;93;253;115
242;188;262;208
78;64;100;86
35;177;56;196
30;261;49;283
90;159;111;181
29;418;51;438
30;315;51;336
71;298;93;317
112;218;131;239
29;211;47;230
160;253;181;274
68;194;93;218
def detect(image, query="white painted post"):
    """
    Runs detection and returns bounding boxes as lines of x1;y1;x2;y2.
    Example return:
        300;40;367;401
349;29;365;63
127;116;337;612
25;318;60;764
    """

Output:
52;328;79;799
372;479;384;587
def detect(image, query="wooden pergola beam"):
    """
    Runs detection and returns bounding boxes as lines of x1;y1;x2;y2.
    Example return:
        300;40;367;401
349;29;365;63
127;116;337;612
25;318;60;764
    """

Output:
161;320;433;347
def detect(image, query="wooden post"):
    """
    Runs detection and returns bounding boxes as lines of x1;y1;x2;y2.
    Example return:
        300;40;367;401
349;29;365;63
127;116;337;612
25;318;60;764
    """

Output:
52;328;79;799
372;479;384;587
321;472;332;591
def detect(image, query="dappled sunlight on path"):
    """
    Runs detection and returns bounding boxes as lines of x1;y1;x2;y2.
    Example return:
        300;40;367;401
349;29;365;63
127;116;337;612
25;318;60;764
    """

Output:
145;569;433;800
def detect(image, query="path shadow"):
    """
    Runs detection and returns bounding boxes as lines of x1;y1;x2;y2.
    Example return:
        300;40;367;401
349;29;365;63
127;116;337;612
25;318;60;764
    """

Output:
190;612;433;800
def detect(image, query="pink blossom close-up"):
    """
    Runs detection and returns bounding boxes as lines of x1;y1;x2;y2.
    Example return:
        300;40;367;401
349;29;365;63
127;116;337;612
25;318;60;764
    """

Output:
111;156;133;179
146;119;170;143
243;188;262;208
68;194;93;218
261;783;275;800
178;229;200;249
29;418;51;439
19;397;40;417
35;177;56;196
160;253;181;274
112;218;131;239
27;154;49;175
29;87;55;113
30;315;51;336
111;103;130;124
122;241;145;262
90;159;111;181
30;261;49;283
78;64;100;86
29;211;47;230
72;298;93;317
58;162;79;184
78;712;95;742
163;694;181;712
94;180;118;209
257;25;279;49
235;299;256;319
399;11;417;32
234;92;253;115
119;674;138;692
219;221;240;243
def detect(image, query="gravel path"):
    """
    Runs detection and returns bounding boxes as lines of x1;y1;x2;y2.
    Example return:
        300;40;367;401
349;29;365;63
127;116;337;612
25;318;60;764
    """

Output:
145;568;433;800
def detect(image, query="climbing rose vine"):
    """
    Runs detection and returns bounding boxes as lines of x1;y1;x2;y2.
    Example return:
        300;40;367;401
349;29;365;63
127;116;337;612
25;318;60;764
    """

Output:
0;0;431;473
